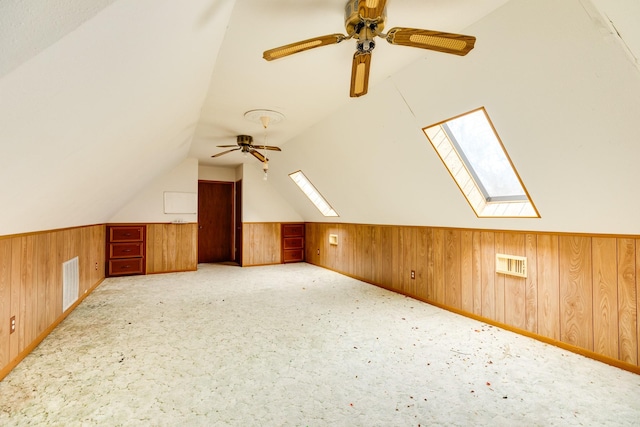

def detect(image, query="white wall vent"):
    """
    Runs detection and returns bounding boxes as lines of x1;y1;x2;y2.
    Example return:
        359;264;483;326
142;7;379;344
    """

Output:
496;253;527;278
62;257;79;312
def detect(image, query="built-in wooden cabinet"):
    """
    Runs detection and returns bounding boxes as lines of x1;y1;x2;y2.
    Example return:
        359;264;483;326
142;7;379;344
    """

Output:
106;225;146;277
282;223;305;263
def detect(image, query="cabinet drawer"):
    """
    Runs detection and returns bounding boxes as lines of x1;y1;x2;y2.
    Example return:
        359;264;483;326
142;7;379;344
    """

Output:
109;242;143;258
283;249;304;263
108;258;144;276
109;226;144;242
283;237;304;250
283;224;304;237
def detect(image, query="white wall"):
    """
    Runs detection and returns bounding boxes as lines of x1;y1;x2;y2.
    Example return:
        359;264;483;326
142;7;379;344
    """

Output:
242;160;303;223
109;157;198;224
198;165;236;182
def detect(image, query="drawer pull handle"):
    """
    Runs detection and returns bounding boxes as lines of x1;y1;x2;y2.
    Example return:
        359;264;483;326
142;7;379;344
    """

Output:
123;249;131;252
122;265;130;269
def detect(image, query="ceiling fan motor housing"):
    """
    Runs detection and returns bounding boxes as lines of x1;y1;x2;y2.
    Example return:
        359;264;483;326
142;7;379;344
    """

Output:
237;135;253;146
345;0;386;36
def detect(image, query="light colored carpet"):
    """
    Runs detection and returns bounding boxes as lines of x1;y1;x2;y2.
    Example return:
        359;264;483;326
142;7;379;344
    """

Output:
1;263;639;426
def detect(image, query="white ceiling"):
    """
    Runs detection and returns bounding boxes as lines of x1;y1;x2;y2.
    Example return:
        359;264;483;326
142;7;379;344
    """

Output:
190;0;511;167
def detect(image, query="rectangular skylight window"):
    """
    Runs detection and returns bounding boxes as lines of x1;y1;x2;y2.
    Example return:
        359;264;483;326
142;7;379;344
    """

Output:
289;170;339;217
423;107;539;218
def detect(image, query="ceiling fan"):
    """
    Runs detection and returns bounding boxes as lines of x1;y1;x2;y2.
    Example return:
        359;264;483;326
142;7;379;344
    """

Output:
211;135;281;163
263;0;476;97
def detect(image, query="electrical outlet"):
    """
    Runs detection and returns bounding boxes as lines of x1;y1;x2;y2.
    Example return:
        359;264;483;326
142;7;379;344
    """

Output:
10;316;16;334
411;270;415;280
94;262;98;271
317;249;320;255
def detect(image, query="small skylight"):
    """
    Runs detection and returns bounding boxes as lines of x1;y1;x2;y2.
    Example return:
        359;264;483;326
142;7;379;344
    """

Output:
289;170;339;217
423;107;539;218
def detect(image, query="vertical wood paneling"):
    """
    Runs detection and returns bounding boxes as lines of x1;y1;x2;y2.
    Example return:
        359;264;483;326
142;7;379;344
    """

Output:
444;229;461;309
0;239;11;367
342;224;357;275
636;239;640;366
415;227;429;301
524;234;538;333
591;237;618;359
379;227;393;289
559;236;593;350
537;234;560;340
403;227;417;296
9;237;21;360
371;226;383;285
471;231;482;316
356;225;372;281
617;239;637;364
390;227;403;293
460;231;473;313
35;233;51;336
432;229;445;304
53;230;64;322
146;224;197;274
494;233;505;323
504;233;526;330
480;232;495;318
637;240;640;366
305;222;640;370
1;226;105;379
426;229;435;300
242;223;281;266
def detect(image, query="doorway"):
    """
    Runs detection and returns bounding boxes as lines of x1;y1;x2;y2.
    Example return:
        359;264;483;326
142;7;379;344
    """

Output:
198;181;234;263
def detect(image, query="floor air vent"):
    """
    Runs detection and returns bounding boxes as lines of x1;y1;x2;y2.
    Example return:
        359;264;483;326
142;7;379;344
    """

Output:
496;254;527;278
62;257;79;312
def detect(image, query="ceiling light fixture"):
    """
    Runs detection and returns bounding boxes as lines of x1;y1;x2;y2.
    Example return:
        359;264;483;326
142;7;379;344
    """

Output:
244;109;285;181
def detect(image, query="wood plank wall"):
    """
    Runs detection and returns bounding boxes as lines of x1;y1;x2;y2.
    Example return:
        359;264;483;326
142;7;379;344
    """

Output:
0;225;105;379
242;223;281;266
305;223;640;372
146;223;198;274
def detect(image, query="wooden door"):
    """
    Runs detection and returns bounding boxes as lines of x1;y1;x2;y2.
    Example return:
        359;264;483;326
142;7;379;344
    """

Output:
198;181;233;263
234;179;242;265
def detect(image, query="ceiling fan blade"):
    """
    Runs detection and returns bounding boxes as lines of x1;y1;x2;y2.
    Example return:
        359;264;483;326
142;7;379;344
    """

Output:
263;34;346;61
252;145;282;151
211;148;240;158
249;149;268;163
358;0;387;21
216;145;239;148
385;28;476;56
350;51;372;97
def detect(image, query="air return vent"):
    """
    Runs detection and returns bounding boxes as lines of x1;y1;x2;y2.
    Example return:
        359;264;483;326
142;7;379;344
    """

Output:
62;257;79;312
496;254;527;278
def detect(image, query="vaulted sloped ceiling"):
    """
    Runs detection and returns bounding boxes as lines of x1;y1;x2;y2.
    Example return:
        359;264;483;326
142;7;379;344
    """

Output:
2;0;640;236
266;0;640;235
0;0;236;235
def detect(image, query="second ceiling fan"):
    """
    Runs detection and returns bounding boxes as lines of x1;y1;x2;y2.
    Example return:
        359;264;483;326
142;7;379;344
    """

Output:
263;0;476;98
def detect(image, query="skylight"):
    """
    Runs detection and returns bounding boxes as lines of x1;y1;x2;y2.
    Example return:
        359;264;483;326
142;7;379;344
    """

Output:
289;170;339;217
423;108;539;218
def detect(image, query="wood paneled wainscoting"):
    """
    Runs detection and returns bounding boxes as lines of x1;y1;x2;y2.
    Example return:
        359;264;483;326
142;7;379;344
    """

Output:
0;225;106;381
146;223;198;274
242;223;282;266
305;223;640;374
